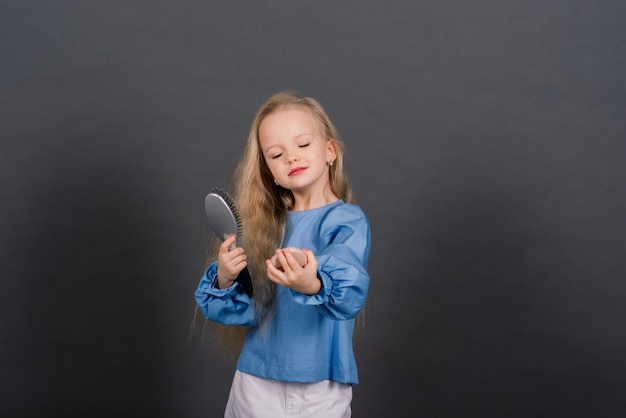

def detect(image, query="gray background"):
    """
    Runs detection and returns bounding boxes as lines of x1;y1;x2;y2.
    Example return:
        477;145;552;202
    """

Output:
2;1;625;417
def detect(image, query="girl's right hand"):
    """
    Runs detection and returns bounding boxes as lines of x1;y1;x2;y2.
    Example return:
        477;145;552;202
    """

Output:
216;235;247;289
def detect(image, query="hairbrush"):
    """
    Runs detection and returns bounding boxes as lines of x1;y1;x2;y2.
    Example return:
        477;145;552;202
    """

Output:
204;187;253;298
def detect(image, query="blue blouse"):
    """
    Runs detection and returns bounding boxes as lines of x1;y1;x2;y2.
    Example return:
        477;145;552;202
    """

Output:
195;200;371;384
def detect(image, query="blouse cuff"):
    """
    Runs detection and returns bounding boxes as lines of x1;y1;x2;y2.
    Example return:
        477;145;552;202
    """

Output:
290;262;337;305
201;262;240;297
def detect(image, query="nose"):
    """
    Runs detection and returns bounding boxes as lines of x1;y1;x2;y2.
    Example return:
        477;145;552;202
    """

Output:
287;152;300;164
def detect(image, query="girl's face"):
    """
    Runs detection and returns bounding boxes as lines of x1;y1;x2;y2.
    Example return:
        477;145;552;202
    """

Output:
258;108;336;199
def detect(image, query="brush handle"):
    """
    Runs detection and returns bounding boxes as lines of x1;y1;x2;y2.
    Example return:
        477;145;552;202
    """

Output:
228;239;253;297
237;267;254;298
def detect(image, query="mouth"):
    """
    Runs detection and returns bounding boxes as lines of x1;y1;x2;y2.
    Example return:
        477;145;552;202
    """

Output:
288;167;307;176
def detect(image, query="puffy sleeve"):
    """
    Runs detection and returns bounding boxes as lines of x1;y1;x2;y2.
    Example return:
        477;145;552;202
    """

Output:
194;261;256;326
291;204;371;320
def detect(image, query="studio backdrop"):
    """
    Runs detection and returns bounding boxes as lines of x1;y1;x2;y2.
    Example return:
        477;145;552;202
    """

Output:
1;1;625;417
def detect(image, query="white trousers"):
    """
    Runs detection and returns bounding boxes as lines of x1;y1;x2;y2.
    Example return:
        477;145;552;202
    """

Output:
224;370;352;418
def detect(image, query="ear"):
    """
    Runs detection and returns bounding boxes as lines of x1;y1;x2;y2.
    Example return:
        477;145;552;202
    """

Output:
326;140;338;163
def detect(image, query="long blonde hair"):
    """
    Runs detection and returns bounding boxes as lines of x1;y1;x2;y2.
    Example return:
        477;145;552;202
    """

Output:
212;91;353;357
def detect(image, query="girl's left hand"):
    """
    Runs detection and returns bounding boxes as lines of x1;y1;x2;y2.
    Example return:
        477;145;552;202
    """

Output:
266;248;321;295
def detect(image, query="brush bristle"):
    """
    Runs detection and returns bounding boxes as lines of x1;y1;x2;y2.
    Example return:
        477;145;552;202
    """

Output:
210;187;243;233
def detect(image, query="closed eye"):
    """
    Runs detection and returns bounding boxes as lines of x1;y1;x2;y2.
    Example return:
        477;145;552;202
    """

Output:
298;143;310;148
271;153;282;159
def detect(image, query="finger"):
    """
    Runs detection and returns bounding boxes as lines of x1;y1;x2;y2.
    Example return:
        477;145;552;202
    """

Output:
233;258;247;271
282;249;302;271
223;251;246;269
265;259;283;283
275;249;292;273
220;247;243;264
226;250;247;267
221;235;237;252
302;249;317;268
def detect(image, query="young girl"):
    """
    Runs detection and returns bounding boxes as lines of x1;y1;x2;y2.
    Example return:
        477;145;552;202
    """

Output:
195;91;371;418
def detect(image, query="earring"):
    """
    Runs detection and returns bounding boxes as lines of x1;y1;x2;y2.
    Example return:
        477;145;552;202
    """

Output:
329;160;334;167
274;180;279;186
